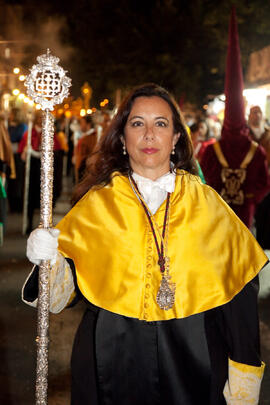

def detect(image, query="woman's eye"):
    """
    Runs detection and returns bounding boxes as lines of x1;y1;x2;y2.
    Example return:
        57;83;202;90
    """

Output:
156;121;168;127
131;121;143;127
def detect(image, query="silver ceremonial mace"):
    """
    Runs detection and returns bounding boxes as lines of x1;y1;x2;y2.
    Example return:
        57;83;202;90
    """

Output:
25;49;71;404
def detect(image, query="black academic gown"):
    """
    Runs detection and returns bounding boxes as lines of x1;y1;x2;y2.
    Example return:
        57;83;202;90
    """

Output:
68;266;261;405
23;263;262;405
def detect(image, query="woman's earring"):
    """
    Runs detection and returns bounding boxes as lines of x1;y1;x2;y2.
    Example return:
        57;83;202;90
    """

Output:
123;144;127;155
171;146;175;155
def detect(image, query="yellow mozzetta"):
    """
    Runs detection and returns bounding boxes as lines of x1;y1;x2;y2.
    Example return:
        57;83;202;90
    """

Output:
56;170;268;321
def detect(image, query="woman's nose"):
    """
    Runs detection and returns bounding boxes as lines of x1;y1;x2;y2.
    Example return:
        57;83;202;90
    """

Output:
144;126;155;140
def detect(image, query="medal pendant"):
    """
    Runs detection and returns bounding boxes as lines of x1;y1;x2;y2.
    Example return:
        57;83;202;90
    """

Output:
156;275;176;310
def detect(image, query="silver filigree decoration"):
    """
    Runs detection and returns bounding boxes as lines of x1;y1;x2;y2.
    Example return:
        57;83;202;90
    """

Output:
25;49;71;111
40;111;55;229
25;50;71;405
156;275;176;310
36;262;50;404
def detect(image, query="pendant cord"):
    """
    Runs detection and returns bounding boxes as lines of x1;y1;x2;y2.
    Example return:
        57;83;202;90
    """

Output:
129;175;170;274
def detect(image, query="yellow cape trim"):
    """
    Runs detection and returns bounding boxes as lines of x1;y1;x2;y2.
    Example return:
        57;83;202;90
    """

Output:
56;170;268;321
213;140;258;169
240;141;258;169
213;142;229;167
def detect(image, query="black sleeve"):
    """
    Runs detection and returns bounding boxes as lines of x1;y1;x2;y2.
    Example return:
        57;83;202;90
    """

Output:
219;276;261;367
65;258;83;307
22;265;39;303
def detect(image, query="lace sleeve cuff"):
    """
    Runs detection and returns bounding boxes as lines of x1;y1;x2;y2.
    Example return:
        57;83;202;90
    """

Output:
223;358;265;404
22;252;75;314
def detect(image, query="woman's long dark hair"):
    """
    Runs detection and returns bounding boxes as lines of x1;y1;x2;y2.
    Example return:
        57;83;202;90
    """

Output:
72;83;197;205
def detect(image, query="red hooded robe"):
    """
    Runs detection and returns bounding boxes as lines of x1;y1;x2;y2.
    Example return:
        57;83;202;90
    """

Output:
200;7;270;228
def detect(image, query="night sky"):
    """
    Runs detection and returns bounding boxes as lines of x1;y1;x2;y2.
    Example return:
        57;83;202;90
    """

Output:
2;0;270;108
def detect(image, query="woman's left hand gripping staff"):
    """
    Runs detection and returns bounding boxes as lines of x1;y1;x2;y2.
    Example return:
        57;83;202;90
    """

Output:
26;228;60;266
24;227;76;313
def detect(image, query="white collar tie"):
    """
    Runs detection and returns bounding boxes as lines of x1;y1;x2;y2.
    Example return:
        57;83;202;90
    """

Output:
132;171;176;214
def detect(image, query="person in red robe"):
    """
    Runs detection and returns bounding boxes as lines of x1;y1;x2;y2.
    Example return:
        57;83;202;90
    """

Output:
200;7;270;229
247;106;270;248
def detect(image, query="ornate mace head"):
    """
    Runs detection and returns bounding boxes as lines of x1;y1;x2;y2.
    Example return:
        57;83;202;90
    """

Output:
25;48;71;111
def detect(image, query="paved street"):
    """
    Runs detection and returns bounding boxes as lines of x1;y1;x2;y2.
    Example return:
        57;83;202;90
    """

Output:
0;177;270;404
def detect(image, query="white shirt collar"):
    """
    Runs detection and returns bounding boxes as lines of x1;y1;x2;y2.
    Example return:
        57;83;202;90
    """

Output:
132;171;176;214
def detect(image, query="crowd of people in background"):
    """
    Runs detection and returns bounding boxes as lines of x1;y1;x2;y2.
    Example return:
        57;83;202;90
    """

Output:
0;99;270;250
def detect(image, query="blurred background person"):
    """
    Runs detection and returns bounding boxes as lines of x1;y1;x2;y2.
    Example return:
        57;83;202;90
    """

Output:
248;106;270;163
73;115;97;182
54;116;69;204
190;120;216;163
248;106;270;248
67;117;79;178
200;8;270;229
7;108;26;213
101;111;111;136
0;118;15;244
19;112;61;233
187;123;206;184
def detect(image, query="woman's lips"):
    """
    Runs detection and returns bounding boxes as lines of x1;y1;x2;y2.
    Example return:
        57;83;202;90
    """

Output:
141;148;159;154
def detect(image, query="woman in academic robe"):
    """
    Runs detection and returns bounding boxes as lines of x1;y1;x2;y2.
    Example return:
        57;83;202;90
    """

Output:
24;84;267;405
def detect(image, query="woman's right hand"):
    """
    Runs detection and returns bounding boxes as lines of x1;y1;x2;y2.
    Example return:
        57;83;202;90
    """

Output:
26;228;60;266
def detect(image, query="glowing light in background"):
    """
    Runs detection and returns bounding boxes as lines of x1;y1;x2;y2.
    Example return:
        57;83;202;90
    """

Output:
100;99;109;107
243;88;268;113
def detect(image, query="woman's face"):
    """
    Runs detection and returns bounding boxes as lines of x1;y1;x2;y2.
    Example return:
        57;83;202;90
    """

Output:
123;96;180;180
198;122;207;138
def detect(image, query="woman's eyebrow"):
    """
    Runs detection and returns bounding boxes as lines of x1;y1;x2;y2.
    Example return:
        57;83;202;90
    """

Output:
155;116;169;122
129;115;144;120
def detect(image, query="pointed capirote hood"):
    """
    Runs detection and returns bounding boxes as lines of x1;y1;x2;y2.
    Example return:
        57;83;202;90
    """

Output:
222;6;247;139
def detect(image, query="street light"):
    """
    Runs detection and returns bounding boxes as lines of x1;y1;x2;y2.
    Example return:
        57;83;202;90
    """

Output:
12;89;20;96
13;67;20;74
19;75;26;81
